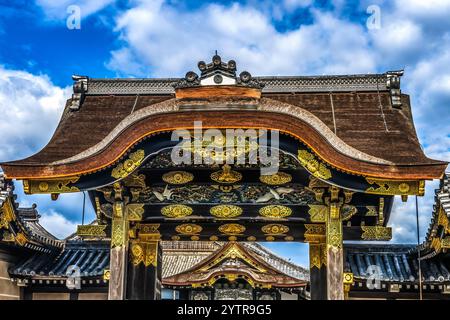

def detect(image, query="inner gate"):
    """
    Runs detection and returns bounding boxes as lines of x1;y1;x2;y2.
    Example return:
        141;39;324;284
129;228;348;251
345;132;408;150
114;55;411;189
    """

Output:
1;55;444;300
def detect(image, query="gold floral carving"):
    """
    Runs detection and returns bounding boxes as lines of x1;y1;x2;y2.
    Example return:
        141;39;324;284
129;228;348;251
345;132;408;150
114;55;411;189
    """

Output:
365;206;377;216
161;205;193;218
210;164;242;184
297;150;332;180
126;203;145;221
162;171;194;184
259;205;292;219
259;172;292;185
77;225;107;237
261;224;289;235
210;205;242;219
139;224;160;235
361;226;392;240
175;223;202;235
218;223;246;235
308;205;327;222
111;149;145;179
365;178;425;196
23;177;80;194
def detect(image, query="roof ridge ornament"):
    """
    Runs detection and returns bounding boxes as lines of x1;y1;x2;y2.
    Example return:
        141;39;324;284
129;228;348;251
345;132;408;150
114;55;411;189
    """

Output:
386;69;404;108
173;54;264;89
69;75;89;111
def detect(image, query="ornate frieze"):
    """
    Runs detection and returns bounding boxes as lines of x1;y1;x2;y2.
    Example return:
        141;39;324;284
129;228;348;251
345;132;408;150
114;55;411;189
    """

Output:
111;149;145;179
210;205;242;219
259;205;292;219
361;226;392;240
304;224;326;244
161;204;193;218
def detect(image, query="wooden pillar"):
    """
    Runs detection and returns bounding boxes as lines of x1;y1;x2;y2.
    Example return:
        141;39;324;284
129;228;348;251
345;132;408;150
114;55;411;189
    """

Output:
126;224;162;300
108;183;129;300
305;223;327;300
326;201;344;300
309;242;327;300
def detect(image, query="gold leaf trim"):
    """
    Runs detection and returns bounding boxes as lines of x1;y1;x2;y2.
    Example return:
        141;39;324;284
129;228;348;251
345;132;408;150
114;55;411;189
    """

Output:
210;164;242;184
361;226;392;240
77;225;107;238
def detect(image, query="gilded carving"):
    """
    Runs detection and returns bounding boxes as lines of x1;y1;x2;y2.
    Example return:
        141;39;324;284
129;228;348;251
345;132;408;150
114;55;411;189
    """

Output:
304;224;326;243
130;240;158;267
298;150;332;180
103;270;111;281
210;164;242;184
309;243;326;269
308;204;327;222
111;218;128;248
77;225;107;238
162;171;194;184
111;149;145;179
210;205;242;219
175;223;202;235
259;172;292;185
15;232;27;246
218;223;246;235
0;198;15;230
161;204;193;218
326;203;343;249
365;178;424;196
259;205;292;219
122;173;146;188
126;203;145;221
365;206;377;216
139;224;160;235
361;226;392;240
261;224;289;235
23;177;80;194
341;205;358;221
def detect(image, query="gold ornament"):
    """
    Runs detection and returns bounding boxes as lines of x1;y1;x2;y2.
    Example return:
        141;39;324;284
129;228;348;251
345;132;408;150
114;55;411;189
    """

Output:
210;235;219;241
361;226;392;240
247;236;256;241
261;224;289;235
162;171;194;184
308;205;327;222
304;224;326;244
259;205;292;219
175;223;202;235
210;164;242;184
77;225;107;237
365;178;424;196
130;240;158;267
210;205;242;219
111;149;145;179
297;150;332;180
218;223;246;235
126;203;145;221
23;177;80;194
259;172;292;185
161;205;193;218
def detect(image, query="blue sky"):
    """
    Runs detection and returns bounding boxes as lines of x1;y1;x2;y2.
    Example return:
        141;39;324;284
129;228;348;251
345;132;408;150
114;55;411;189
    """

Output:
0;0;449;267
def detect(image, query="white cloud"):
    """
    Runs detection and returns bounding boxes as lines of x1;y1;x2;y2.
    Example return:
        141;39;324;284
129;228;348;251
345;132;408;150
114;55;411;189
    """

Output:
108;2;376;77
0;66;71;162
39;209;79;239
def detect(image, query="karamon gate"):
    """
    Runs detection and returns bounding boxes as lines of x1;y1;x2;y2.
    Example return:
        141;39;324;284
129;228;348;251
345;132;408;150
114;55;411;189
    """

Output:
1;55;446;300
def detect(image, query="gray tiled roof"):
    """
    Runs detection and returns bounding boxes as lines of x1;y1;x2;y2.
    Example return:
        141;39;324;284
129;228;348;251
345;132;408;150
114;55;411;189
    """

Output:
85;73;390;95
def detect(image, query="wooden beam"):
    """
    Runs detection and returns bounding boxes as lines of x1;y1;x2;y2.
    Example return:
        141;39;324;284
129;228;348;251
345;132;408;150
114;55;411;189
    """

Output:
326;201;344;300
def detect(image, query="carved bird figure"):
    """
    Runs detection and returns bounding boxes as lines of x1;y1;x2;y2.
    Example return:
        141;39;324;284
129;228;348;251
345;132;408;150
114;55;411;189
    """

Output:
255;187;295;203
153;185;173;201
